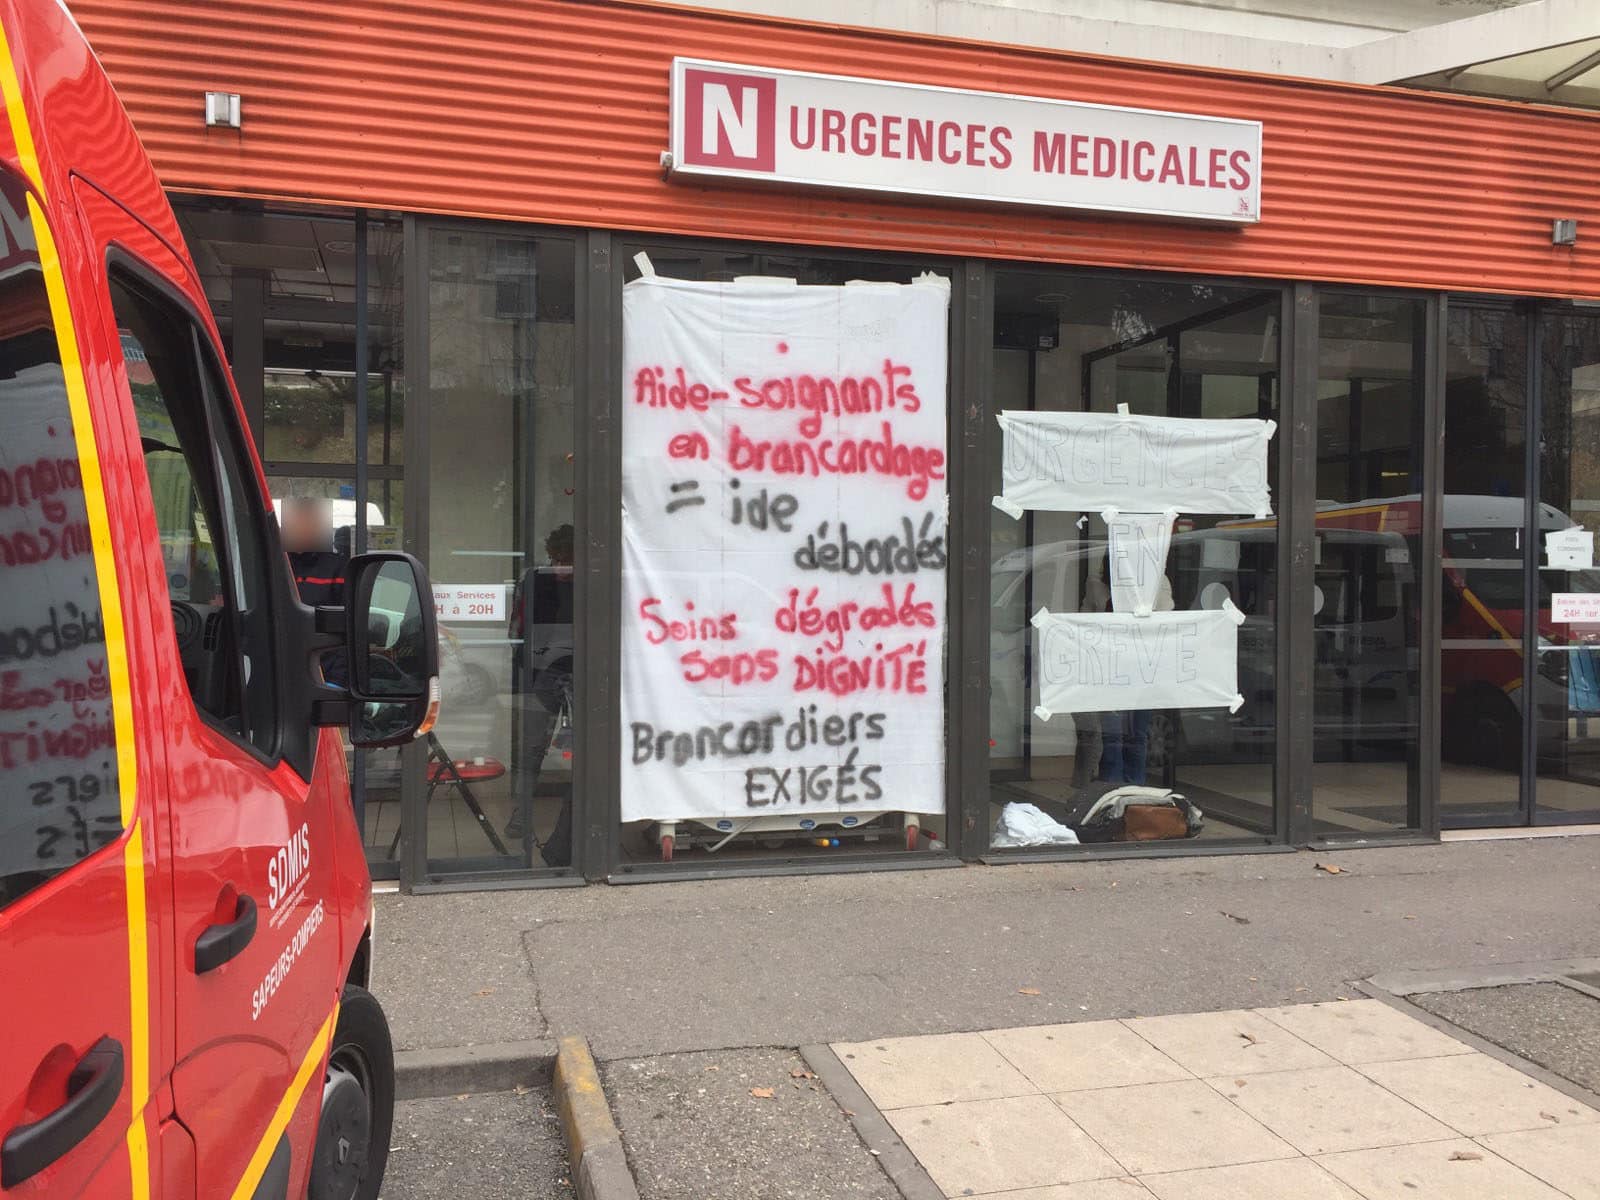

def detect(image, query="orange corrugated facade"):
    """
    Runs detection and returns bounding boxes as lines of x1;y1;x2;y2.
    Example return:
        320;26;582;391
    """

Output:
69;0;1600;297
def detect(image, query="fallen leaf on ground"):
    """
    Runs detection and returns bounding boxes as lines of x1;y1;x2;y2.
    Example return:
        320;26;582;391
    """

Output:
1019;987;1042;996
1234;1079;1247;1088
1222;912;1251;924
1238;1032;1259;1046
749;1087;775;1099
1448;1151;1483;1162
703;1065;720;1073
1315;863;1345;874
473;988;495;996
790;1068;816;1080
1540;1111;1560;1123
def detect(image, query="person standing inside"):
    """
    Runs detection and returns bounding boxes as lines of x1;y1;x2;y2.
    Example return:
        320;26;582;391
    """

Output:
281;496;350;684
281;495;348;607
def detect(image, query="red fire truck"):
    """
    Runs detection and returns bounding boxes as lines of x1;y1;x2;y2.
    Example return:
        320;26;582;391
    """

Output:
0;3;438;1197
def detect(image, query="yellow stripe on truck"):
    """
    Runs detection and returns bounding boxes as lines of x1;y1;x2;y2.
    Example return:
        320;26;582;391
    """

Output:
31;186;153;1200
0;21;151;1195
230;1004;340;1200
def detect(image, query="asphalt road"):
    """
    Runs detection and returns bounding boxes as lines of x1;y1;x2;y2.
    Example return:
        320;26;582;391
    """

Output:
380;1088;572;1200
603;1047;899;1200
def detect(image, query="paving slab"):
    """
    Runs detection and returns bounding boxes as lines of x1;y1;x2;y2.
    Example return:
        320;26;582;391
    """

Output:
1477;1125;1600;1200
1315;1139;1568;1200
1358;1052;1600;1136
602;1047;898;1200
831;1031;1035;1110
1208;1064;1454;1155
982;1020;1191;1093
1054;1079;1295;1176
1140;1158;1360;1200
381;1088;572;1200
886;1093;1123;1196
1258;998;1475;1064
833;1002;1600;1200
1412;982;1600;1098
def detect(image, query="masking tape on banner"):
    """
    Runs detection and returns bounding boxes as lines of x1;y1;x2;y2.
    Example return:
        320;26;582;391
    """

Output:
633;252;655;277
1229;693;1246;713
1034;705;1053;722
1222;598;1247;626
1030;606;1051;629
992;495;1024;519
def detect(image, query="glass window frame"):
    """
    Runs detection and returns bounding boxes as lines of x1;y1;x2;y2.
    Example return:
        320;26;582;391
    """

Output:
396;214;1480;888
980;265;1292;859
602;233;968;881
106;256;289;770
1305;287;1433;840
400;215;587;890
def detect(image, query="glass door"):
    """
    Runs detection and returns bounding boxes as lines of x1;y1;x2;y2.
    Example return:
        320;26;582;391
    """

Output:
419;227;578;878
1441;303;1600;828
173;203;407;872
1533;311;1600;823
1440;305;1530;826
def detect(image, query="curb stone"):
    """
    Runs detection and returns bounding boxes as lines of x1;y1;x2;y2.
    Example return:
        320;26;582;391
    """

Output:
394;1039;556;1100
553;1035;641;1200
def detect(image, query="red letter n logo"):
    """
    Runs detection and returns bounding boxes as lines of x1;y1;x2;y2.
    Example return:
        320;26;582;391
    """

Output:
681;68;776;172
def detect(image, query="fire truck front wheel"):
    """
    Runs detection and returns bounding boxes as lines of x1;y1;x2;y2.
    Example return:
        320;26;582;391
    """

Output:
310;985;396;1200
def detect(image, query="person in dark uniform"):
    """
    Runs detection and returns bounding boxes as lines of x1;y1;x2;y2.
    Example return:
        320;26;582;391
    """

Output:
281;496;350;684
282;496;348;608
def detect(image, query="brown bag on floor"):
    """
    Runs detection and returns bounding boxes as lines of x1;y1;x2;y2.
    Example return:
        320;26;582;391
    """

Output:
1122;803;1191;841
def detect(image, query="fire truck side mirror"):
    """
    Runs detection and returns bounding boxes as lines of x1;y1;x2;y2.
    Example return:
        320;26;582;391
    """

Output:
342;552;441;748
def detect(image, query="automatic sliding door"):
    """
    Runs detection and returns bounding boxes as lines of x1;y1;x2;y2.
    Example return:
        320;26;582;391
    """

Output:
1534;312;1600;823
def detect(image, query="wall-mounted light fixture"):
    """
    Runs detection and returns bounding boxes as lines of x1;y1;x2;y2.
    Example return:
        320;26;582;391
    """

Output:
1552;218;1578;246
205;91;241;129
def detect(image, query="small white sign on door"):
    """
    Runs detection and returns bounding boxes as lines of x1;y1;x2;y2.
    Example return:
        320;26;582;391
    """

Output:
1546;527;1594;571
433;584;506;622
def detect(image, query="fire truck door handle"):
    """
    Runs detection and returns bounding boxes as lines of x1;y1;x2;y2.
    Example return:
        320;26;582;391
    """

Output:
1;1036;124;1188
194;892;258;974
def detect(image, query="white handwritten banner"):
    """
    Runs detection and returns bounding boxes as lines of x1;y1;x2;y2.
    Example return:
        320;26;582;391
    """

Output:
620;272;949;824
1031;603;1247;717
1105;508;1175;616
995;410;1275;518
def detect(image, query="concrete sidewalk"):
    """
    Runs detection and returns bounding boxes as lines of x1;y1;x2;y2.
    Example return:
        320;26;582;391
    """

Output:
373;838;1600;1060
370;838;1600;1198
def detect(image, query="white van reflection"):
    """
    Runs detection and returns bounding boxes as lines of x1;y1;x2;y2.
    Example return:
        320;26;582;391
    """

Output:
991;521;1415;774
993;493;1592;778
